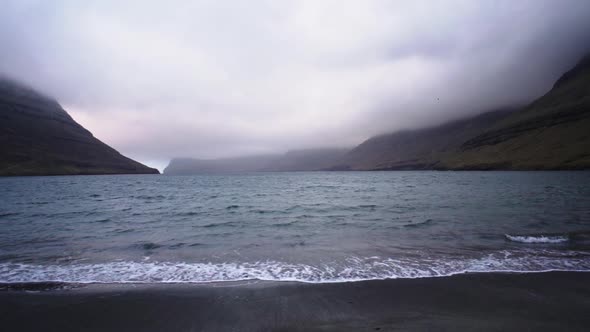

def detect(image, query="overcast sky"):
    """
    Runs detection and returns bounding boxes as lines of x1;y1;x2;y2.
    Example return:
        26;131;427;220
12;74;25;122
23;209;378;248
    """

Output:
1;0;590;170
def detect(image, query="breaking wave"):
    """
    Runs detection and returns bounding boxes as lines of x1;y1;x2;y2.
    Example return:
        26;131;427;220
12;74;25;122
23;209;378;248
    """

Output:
505;234;569;244
2;250;589;284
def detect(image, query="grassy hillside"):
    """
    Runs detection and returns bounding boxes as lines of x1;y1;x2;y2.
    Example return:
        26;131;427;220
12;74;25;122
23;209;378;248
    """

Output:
443;55;590;170
338;110;513;170
337;54;590;171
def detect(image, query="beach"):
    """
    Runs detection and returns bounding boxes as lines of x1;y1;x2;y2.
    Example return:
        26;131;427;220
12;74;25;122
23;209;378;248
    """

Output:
2;173;590;331
2;271;590;331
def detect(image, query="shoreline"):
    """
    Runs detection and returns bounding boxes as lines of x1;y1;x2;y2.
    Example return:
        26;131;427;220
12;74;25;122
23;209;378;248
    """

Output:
2;269;590;290
2;271;590;331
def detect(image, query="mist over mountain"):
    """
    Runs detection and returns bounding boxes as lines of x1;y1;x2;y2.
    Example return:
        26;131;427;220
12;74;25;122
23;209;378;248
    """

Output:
330;53;590;170
262;148;350;172
334;109;514;170
0;78;158;176
164;148;348;174
443;54;590;170
6;47;585;176
164;155;280;174
166;53;590;172
1;1;590;166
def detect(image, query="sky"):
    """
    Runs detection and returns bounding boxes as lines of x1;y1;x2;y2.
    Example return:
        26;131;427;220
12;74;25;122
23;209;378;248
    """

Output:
1;0;590;171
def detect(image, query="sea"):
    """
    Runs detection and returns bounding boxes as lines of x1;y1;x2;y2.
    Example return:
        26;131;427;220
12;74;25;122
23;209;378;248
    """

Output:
1;171;590;284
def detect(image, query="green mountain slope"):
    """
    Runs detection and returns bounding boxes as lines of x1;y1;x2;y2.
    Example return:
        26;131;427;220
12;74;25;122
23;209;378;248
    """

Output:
443;54;590;170
338;54;590;171
337;110;513;170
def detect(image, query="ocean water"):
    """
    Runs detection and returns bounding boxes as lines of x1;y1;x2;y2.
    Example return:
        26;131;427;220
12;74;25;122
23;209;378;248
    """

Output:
1;171;590;284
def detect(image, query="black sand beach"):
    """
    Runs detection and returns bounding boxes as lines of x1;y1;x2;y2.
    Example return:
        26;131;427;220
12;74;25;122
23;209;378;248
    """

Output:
2;271;590;331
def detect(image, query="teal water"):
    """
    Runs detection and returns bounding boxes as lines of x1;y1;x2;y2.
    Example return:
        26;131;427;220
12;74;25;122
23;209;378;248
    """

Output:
1;171;590;283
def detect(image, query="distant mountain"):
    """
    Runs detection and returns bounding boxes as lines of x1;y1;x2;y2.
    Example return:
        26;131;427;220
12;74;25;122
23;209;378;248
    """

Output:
164;155;280;174
262;148;349;171
168;53;590;173
336;53;590;170
0;78;159;176
164;148;349;174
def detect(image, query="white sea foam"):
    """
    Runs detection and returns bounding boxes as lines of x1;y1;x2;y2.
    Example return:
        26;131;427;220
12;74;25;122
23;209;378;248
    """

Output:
1;251;589;284
505;234;569;244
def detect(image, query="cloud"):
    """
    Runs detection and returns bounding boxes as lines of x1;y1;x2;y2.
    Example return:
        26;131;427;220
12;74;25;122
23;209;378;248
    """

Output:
1;0;590;166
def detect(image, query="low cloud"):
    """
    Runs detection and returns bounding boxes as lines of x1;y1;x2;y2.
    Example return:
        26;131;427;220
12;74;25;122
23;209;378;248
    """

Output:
1;0;590;168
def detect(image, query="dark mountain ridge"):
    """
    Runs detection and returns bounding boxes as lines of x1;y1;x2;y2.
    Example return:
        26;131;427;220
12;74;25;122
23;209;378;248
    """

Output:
0;78;159;176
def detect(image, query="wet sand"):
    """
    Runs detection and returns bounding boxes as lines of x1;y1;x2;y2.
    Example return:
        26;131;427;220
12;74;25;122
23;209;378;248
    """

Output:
2;272;590;331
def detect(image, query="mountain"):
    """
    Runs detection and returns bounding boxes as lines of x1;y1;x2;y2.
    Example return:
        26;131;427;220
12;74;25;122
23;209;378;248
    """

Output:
165;53;589;173
0;78;159;176
164;155;280;174
164;148;349;174
336;54;590;170
443;54;590;170
336;110;514;170
262;148;349;171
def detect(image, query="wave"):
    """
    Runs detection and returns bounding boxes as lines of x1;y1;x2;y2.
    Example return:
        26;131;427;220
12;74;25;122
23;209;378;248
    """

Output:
505;230;590;244
505;234;569;244
2;250;589;284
